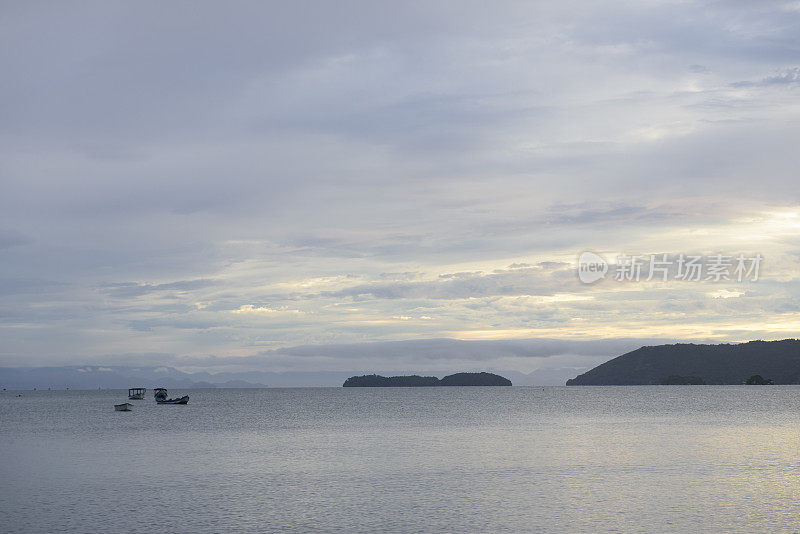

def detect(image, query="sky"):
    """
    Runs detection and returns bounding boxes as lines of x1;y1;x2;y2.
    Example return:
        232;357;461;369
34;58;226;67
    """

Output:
2;1;800;376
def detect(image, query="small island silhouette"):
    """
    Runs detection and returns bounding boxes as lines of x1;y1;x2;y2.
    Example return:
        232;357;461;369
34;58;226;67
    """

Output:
744;374;774;385
343;372;512;387
659;375;706;385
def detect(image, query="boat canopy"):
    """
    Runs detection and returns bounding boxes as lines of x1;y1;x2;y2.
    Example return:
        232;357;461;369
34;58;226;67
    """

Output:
128;388;146;395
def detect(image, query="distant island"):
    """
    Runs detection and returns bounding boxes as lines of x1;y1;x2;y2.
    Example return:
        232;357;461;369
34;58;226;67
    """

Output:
744;374;774;385
343;374;440;387
566;339;800;385
343;372;512;387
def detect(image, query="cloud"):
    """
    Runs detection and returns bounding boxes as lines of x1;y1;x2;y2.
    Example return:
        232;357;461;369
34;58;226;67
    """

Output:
730;67;800;87
85;337;681;374
100;279;219;298
320;263;580;300
0;230;32;250
0;278;68;297
266;338;651;361
542;203;686;226
1;2;800;367
230;305;305;315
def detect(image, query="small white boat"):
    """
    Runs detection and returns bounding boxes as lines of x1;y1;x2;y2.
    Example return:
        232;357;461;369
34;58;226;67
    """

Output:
128;387;146;400
114;402;133;411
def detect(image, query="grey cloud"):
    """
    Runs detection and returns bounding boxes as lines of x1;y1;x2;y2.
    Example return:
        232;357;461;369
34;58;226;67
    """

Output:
321;265;580;300
566;1;800;63
731;67;800;87
0;278;68;297
121;337;680;373
0;230;32;250
129;317;224;333
259;91;545;154
269;338;664;361
378;272;423;281
543;203;683;226
100;279;219;299
439;271;483;279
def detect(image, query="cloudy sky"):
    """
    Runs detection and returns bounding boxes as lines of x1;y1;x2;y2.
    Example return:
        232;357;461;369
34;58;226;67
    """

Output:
2;1;800;375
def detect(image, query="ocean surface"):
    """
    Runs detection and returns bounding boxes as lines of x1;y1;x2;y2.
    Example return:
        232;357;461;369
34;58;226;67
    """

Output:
1;386;799;533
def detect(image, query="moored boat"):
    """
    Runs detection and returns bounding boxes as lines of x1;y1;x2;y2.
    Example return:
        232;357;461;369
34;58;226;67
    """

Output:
157;395;189;404
128;387;146;400
154;388;189;404
114;402;133;411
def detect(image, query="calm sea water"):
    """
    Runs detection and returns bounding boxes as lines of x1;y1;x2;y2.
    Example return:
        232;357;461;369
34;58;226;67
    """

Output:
1;386;799;533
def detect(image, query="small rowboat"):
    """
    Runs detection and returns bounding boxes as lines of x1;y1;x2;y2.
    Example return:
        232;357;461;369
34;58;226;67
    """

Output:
114;402;133;411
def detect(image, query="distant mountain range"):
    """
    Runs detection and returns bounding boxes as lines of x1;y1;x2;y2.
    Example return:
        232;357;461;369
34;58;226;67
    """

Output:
16;338;794;389
0;365;579;390
0;366;269;390
566;339;800;385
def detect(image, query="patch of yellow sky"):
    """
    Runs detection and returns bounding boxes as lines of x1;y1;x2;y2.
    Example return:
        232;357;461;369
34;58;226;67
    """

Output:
432;207;800;341
215;206;800;343
230;305;305;315
445;313;800;341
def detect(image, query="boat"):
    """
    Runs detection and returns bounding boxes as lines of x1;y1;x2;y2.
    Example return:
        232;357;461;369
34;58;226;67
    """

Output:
154;388;189;404
114;402;133;411
128;387;146;400
157;395;189;404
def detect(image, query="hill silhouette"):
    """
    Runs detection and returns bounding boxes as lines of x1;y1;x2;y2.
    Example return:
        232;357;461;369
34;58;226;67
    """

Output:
566;339;800;385
342;374;440;387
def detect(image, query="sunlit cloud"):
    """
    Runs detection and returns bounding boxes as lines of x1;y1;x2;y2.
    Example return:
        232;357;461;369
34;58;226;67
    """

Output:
230;305;305;315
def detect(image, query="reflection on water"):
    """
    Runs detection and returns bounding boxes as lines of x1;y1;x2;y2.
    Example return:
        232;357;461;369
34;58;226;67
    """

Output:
1;386;798;533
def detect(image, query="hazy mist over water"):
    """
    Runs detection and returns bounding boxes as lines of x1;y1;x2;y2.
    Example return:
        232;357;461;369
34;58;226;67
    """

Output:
2;387;798;533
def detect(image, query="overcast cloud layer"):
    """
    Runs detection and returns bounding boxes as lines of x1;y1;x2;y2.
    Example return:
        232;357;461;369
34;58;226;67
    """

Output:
2;1;800;374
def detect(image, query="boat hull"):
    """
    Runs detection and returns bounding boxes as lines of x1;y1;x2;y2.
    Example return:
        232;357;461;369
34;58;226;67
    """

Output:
156;395;189;405
114;403;133;411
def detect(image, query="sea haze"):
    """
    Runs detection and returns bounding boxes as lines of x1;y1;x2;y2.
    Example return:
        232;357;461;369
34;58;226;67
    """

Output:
1;387;798;533
0;365;583;389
